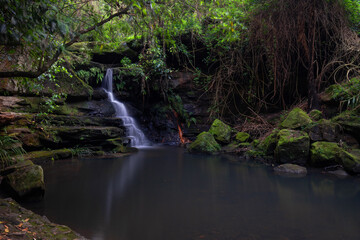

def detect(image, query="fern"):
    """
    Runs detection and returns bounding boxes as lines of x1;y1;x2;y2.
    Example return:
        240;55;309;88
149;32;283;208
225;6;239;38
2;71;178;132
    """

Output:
0;136;26;168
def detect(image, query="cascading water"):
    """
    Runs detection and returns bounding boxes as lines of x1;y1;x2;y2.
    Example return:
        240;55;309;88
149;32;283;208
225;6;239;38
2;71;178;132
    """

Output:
102;69;149;147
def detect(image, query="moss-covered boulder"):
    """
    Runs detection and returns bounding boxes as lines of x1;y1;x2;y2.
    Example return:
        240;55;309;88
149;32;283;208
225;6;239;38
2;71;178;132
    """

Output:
310;141;341;167
208;119;232;144
332;109;360;142
339;149;360;174
307;119;340;142
309;109;323;121
188;132;221;153
257;129;279;155
235;132;250;143
275;129;310;165
3;160;45;198
280;108;312;129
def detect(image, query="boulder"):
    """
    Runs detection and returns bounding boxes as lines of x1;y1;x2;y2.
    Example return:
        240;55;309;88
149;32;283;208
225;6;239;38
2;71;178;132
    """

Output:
208;119;232;144
275;129;310;165
3;160;45;198
339;149;360;174
332;109;360;143
235;132;250;143
310;141;341;167
307;119;340;142
257;130;279;155
188;132;221;153
280;108;312;129
274;163;307;176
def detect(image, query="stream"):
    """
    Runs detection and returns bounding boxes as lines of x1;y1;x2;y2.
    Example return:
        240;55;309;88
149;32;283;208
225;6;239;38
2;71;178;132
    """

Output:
25;146;360;240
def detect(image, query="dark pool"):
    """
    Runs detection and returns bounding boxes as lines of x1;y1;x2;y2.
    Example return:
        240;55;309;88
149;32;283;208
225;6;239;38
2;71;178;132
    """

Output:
25;146;360;240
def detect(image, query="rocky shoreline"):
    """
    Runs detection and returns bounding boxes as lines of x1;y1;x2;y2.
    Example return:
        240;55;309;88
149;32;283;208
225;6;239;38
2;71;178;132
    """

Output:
0;198;87;240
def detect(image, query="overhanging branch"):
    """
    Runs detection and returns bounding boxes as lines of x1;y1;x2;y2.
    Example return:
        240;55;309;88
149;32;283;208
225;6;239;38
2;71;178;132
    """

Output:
0;7;130;79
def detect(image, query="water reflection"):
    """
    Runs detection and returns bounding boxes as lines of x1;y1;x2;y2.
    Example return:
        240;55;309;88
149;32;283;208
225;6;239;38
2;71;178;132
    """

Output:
26;147;360;240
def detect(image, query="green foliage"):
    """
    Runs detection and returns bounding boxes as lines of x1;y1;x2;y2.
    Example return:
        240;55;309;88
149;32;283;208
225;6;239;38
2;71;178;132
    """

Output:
168;94;196;127
326;77;360;110
76;67;104;84
0;135;26;168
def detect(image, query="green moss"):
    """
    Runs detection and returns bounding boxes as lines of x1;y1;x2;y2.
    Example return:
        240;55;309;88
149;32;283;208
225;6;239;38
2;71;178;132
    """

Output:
257;129;279;155
280;108;312;129
339;149;360;173
235;132;250;143
208;119;232;144
26;149;72;164
310;141;341;167
309;109;323;121
6;161;45;197
188;131;221;153
275;129;310;164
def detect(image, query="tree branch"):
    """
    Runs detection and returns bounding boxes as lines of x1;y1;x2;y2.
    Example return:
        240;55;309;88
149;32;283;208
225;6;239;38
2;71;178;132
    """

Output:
0;6;130;79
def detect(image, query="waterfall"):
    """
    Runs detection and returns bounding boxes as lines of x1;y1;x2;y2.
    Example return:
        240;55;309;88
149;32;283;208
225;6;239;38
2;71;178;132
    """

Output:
102;69;149;147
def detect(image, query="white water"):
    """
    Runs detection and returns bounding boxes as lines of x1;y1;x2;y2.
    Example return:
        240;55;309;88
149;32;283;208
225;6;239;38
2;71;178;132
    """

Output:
102;69;149;147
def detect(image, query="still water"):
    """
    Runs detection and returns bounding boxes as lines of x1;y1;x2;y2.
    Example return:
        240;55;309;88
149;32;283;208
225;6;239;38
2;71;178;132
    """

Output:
26;146;360;240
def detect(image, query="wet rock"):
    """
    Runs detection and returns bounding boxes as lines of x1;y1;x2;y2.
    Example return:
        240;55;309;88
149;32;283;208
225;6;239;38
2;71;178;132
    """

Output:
310;141;341;167
208;119;232;144
275;129;310;165
2;161;45;198
280;108;312;129
0;198;87;239
188;132;221;153
274;163;307;176
326;169;349;178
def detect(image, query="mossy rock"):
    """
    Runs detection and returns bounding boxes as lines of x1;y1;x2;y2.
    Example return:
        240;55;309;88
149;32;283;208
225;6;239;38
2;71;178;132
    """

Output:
26;149;73;165
310;141;342;167
280;108;312;129
208;119;232;144
332;109;360;142
257;129;279;155
307;119;340;142
309;109;323;121
275;129;310;165
222;142;241;153
339;149;360;174
235;132;250;143
188;132;221;153
0;198;86;239
4;161;45;198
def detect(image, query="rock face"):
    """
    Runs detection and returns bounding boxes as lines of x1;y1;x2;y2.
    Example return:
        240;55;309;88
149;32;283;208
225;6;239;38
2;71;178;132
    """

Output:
310;141;341;167
188;132;221;153
208;119;232;144
280;108;312;129
275;129;310;165
2;160;45;198
274;163;307;176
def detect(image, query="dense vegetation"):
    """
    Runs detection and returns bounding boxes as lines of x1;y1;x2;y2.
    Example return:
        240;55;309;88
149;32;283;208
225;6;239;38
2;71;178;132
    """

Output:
1;0;360;118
